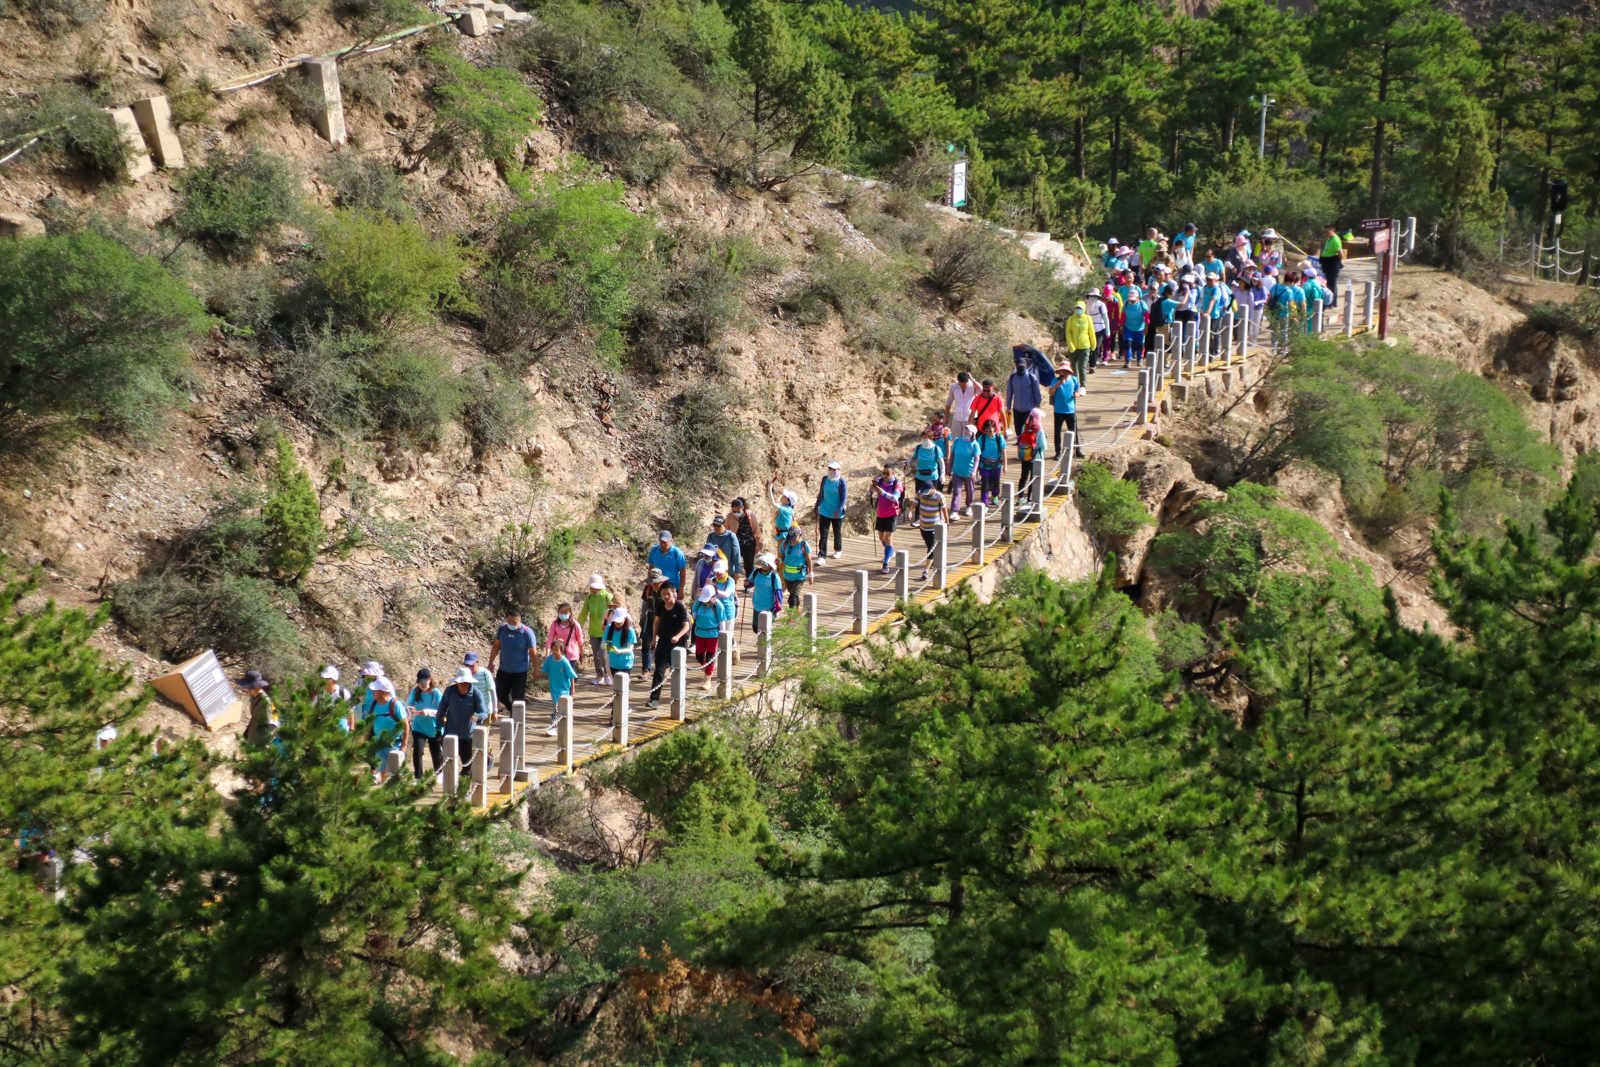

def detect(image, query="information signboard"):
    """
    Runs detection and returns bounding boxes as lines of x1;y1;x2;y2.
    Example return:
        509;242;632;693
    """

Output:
948;159;967;208
150;650;244;731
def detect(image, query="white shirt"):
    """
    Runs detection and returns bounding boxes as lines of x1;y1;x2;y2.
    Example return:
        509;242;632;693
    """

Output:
947;381;980;425
1085;296;1110;332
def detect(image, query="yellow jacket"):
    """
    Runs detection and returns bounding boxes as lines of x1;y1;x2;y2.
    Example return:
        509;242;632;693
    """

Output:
1065;303;1096;351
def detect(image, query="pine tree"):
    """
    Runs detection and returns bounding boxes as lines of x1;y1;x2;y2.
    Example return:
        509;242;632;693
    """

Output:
261;435;323;583
59;676;558;1066
0;560;218;1066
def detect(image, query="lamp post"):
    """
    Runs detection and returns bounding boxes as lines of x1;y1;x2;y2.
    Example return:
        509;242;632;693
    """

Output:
1256;95;1275;159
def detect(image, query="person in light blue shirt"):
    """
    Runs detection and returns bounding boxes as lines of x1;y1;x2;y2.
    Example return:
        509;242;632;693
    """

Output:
1122;290;1149;365
749;553;783;632
814;461;848;560
976;419;1008;506
407;668;443;779
1049;364;1084;460
767;479;797;537
490;610;538;715
602;608;638;676
539;647;577;735
909;427;946;491
647;530;689;590
949;425;979;516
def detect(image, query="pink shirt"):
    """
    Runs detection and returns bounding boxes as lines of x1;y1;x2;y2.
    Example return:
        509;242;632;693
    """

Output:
874;477;903;518
548;618;584;663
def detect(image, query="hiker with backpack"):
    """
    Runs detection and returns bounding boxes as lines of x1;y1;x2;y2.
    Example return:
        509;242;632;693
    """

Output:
976;418;1008;506
777;526;813;606
749;553;783;631
728;498;761;583
366;677;408;783
1016;408;1045;499
646;583;691;709
910;425;946;492
1005;351;1043;435
949;424;979;518
691;585;724;692
767;478;798;540
1065;298;1096;390
912;478;949;581
602;606;638;681
814;461;848;561
407;668;443;779
968;379;1005;438
1083;291;1111;374
1049;363;1085;461
871;463;904;575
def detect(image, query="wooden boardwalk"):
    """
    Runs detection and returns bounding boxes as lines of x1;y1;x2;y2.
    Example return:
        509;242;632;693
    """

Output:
428;269;1386;811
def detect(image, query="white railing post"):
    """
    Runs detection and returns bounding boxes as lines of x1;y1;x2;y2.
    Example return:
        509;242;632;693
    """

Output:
1312;297;1324;335
1057;432;1076;486
470;725;488;806
853;569;869;634
495;720;514;794
894;549;910;603
934;522;949;589
511;699;527;782
1001;480;1016;542
443;734;459;794
1136;369;1150;426
757;612;773;676
717;642;733;699
1225;308;1236;361
1405;216;1416;256
384;749;401;778
611;672;630;744
1029;456;1044;509
1364;280;1374;327
973;502;988;565
804;591;817;651
555;695;574;772
1343;286;1354;337
670;646;687;721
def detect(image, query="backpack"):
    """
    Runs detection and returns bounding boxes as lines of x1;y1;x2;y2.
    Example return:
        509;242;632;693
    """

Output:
1269;285;1292;312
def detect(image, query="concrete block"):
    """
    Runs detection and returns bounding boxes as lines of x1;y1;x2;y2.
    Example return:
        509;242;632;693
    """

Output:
454;8;489;34
104;107;155;181
297;57;347;145
0;213;46;239
131;96;184;169
504;10;532;21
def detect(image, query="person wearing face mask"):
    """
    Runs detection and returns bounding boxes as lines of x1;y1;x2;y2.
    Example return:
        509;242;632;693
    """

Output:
948;424;979;518
407;668;443;779
814;461;848;560
548;602;583;672
366;677;408;783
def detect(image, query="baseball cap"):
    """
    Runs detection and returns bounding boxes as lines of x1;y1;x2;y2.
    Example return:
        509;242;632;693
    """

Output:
658;529;673;542
827;461;841;470
463;652;479;666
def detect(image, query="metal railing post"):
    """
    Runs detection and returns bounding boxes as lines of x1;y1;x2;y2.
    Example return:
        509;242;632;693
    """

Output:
757;612;773;676
852;568;870;634
1001;480;1016;542
1312;297;1323;335
443;734;459;794
973;502;987;565
470;725;488;806
555;695;574;772
894;549;910;603
1343;286;1354;337
611;672;630;744
1364;280;1374;327
934;522;948;589
670;646;687;721
804;591;817;651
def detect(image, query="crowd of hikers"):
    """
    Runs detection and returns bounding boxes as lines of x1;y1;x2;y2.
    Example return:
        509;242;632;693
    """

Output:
233;348;1105;780
1079;221;1351;374
232;222;1357;779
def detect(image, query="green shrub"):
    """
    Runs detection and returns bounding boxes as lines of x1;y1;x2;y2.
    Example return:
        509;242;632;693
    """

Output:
1524;290;1600;341
621;728;769;842
11;0;106;33
338;62;393;108
0;84;127;179
266;0;314;28
660;492;704;549
199;261;280;334
481;169;652;361
298;209;469;332
425;47;543;171
1178;175;1337;251
149;0;196;46
281;328;464;443
225;24;272;64
341;0;424;35
0;232;206;440
470;521;578;615
1152;610;1210;672
779;245;896;326
1073;462;1153;541
262;436;324;582
925;224;1013;311
632;228;774;369
319;151;410;219
171;147;300;255
456;363;532;460
112;574;304;678
587;482;646;546
164;78;218;128
659;382;756;492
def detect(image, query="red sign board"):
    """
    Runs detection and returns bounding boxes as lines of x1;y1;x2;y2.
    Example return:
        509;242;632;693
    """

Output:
1359;218;1389;232
1372;228;1390;254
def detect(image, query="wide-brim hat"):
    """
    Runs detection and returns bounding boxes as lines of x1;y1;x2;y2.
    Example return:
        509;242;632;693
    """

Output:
237;670;269;689
451;667;476;685
588;574;606;589
360;661;384;677
320;665;339;680
647;568;668;583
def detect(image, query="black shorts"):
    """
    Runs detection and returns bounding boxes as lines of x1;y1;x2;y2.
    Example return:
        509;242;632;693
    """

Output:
875;515;898;532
